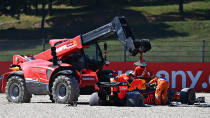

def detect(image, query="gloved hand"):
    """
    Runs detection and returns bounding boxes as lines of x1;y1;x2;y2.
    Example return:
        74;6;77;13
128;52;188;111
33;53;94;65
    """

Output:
148;75;154;81
150;83;156;87
146;83;156;87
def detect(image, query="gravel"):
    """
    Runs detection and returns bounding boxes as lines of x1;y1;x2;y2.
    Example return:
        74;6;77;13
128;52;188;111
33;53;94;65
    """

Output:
0;93;210;118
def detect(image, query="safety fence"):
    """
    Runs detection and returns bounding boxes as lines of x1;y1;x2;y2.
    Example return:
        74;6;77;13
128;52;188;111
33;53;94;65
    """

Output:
103;62;210;92
103;40;210;62
0;39;209;62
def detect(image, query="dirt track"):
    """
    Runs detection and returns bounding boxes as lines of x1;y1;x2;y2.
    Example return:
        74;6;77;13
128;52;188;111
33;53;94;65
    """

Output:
0;93;210;118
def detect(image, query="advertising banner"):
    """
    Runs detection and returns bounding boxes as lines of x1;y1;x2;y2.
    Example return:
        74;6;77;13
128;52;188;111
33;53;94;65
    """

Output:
104;62;210;92
0;62;210;92
0;62;11;76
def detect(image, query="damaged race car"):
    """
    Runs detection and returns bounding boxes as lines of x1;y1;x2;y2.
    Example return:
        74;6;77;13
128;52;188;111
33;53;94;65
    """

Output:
89;73;205;106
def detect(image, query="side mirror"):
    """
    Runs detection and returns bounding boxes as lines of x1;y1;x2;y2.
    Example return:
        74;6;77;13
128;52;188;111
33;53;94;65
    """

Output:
51;46;58;65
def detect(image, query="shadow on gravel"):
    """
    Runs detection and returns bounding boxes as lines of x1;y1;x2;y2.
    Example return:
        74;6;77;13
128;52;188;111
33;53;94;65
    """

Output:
31;102;54;104
31;101;90;105
77;102;89;105
168;103;210;107
84;104;152;107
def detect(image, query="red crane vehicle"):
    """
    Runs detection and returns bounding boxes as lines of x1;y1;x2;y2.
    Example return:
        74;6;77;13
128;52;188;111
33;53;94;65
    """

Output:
0;16;151;104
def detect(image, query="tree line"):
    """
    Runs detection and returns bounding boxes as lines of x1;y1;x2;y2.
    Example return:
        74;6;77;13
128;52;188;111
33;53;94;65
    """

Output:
0;0;186;18
0;0;51;17
0;0;110;17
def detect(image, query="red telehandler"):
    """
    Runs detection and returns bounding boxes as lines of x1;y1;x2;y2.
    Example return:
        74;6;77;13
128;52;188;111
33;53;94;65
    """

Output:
0;16;151;104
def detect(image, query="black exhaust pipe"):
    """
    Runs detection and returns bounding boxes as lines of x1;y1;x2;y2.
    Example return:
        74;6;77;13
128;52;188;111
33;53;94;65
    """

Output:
51;46;58;66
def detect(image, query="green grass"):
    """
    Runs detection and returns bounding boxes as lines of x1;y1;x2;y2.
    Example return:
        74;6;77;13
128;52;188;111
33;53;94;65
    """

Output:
0;0;210;62
126;1;210;16
1;20;210;61
0;15;42;29
0;16;17;25
129;20;210;44
1;1;210;30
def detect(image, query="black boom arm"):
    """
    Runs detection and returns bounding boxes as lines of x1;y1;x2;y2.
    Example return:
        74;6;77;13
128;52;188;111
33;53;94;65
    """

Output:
82;16;151;56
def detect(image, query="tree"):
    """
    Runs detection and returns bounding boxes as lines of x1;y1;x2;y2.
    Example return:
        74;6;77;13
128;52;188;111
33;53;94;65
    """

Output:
41;0;47;51
34;0;39;16
179;0;184;15
48;0;53;16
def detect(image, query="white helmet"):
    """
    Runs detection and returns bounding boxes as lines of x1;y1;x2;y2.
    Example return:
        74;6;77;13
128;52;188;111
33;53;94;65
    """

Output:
134;61;147;67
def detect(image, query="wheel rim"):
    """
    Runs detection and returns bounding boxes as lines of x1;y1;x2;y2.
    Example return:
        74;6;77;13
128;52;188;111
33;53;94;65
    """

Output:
9;83;20;99
56;83;67;99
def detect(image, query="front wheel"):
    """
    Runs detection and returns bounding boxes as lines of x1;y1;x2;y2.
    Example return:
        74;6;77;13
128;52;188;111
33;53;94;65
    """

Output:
52;75;79;104
89;92;100;106
180;88;196;105
6;76;32;103
126;91;145;107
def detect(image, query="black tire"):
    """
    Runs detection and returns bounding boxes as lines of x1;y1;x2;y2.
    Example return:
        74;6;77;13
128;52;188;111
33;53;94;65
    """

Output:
180;88;196;105
167;88;176;104
6;76;32;103
126;91;145;107
98;70;117;82
52;75;79;104
89;92;100;106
